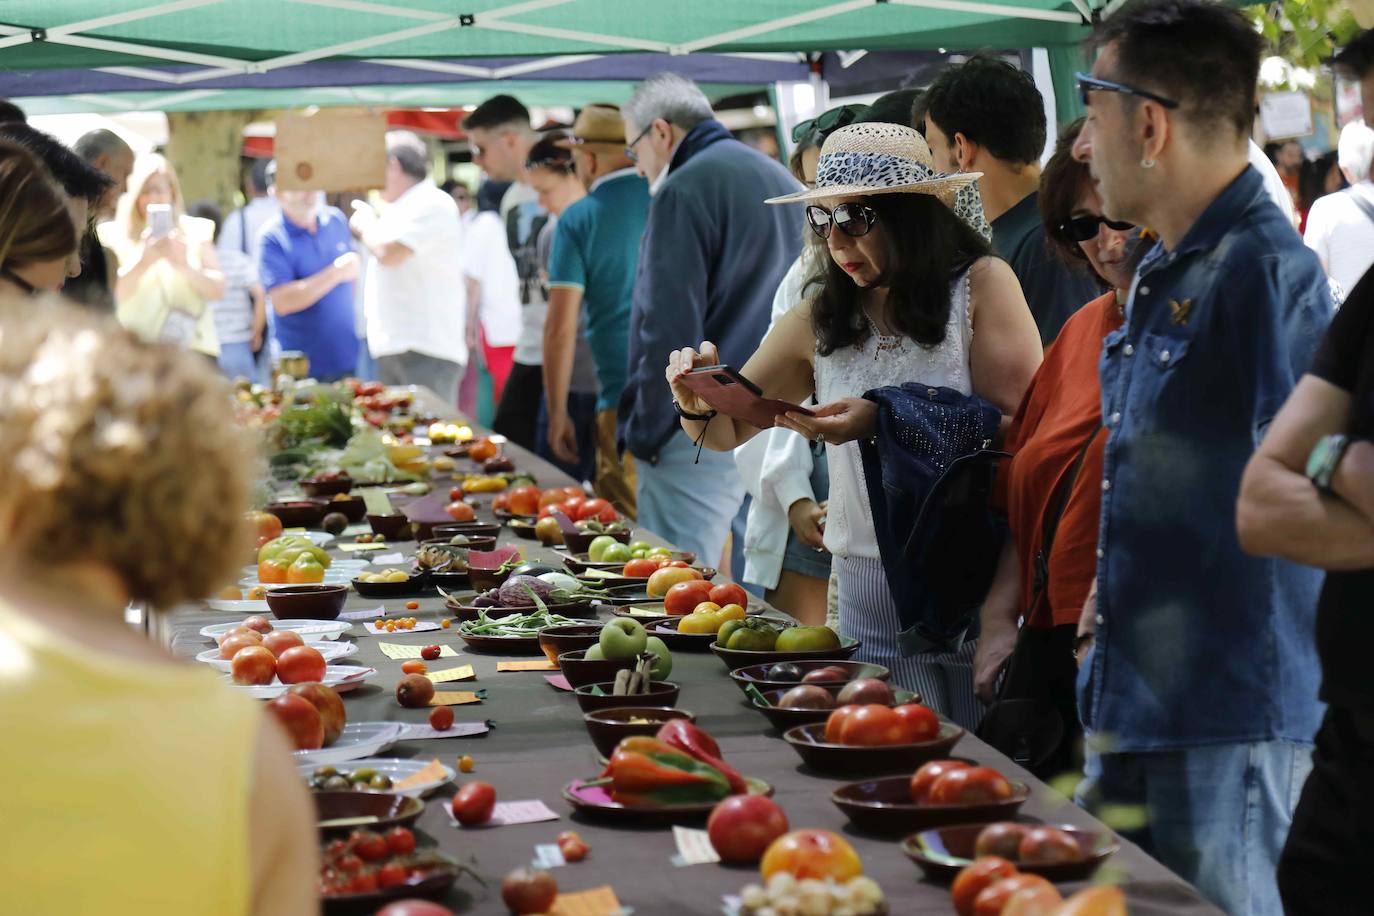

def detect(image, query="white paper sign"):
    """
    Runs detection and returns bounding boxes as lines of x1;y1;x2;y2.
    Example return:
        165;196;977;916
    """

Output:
1260;92;1313;140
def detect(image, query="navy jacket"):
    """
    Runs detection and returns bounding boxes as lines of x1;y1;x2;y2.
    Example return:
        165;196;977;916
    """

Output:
619;119;802;461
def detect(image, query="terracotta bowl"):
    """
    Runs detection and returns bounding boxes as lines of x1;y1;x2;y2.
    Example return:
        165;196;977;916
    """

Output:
831;773;1030;835
264;584;349;620
313;791;424;837
538;624;604;666
574;680;680;713
300;475;354;498
366;513;414;540
782;721;965;777
727;659;891;695
559;649;640;689
711;637;862;671
901;822;1119;882
267;499;330;528
750;686;922;732
433;522;502;540
323;495;366;523
583;707;695;758
468;566;513;592
563;528;632;555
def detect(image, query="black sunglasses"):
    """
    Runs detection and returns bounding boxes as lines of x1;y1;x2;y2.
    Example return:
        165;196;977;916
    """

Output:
1076;72;1179;110
791;104;864;144
624;123;653;163
806;203;878;239
525;156;573;173
1060;214;1136;242
0;266;35;294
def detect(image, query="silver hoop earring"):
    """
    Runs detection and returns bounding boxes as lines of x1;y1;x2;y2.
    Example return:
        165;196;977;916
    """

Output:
1140;158;1156;169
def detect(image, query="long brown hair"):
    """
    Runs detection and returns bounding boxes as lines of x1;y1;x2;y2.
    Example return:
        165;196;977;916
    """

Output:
0;140;78;272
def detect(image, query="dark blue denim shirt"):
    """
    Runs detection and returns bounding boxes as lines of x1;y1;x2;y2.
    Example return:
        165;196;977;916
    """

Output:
1081;166;1332;751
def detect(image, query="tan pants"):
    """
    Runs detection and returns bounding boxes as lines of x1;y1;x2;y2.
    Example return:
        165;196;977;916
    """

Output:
593;409;637;519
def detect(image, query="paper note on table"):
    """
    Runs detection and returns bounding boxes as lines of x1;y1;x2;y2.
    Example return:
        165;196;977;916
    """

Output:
362;620;442;637
671;826;721;866
427;664;475;682
627;606;666;618
533;843;567;869
549;885;623;916
544;674;573;692
448;799;560;828
361;488;395;515
378;641;458;659
497;659;559;672
393;758;448;790
428;690;484;706
339;605;386;621
370;552;405;565
338;542;390;552
399;720;491;740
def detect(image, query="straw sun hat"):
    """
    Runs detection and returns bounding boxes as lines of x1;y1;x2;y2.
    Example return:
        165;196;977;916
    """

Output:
766;122;982;209
553;104;628;154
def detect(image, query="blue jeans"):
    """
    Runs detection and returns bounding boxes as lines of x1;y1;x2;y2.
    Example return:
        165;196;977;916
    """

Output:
1077;737;1312;916
355;336;376;381
217;341;268;385
537;391;598;484
636;434;745;570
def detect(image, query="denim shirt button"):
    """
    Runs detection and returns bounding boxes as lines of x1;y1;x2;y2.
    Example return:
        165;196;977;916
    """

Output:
1096;547;1104;559
1160;350;1171;363
1101;478;1111;491
1139;286;1150;296
1124;344;1135;357
1109;411;1121;425
1095;614;1105;626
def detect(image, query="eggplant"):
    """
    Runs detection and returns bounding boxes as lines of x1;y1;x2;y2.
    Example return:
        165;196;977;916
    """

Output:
507;562;561;579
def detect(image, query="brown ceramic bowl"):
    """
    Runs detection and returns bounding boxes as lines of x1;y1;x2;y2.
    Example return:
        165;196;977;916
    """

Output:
563;550;697;574
352;570;430;598
711;637;862;672
324;494;367;523
264;584;349;620
507;519;541;541
901;823;1119;882
468;566;513;592
420;535;498;554
433;522;502;540
538;624;604;666
750;686;922;732
831;773;1030;835
563;527;632;555
583;707;695;758
574;680;680;714
782;721;966;777
648;617;721;652
266;499;330;528
300;475;354;498
559;648;640;689
313;791;424;837
366;513;414;540
728;659;891;695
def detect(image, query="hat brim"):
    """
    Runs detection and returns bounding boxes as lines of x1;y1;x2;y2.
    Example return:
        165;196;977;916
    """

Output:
765;171;982;208
553;137;627;153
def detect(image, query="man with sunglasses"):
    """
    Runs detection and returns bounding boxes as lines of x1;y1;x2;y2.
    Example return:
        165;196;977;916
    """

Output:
921;55;1101;345
1071;2;1333;913
618;72;801;573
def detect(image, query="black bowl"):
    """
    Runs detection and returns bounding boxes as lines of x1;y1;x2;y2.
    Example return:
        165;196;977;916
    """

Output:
538;624;604;666
351;569;430;597
711;637;861;671
267;499;330;528
433;521;502;540
574;680;680;713
468;566;513;592
301;475;354;498
901;823;1118;882
264;584;349;621
832;773;1029;835
750;686;922;732
366;513;414;540
728;659;891;695
322;495;366;523
564;528;632;555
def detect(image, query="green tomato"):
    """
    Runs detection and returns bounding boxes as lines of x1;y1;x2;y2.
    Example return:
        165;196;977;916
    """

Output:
587;535;617;561
601;542;632;563
628;540;653;554
647;546;673;558
631;548;649;559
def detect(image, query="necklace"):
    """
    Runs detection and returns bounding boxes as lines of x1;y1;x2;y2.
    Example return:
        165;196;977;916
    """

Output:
863;306;905;359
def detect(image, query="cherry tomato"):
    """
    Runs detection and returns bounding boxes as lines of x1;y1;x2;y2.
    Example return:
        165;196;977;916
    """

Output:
445;501;476;522
350;871;380;894
405;601;420;610
385;826;417;856
337;853;364;873
556;830;589;862
458;754;475;773
449;486;464;502
349;830;388;862
429;706;454;730
420;644;441;660
452;781;496;825
377;862;409;889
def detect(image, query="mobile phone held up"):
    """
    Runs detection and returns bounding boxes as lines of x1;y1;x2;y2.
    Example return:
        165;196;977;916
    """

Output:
680;365;815;430
146;203;173;239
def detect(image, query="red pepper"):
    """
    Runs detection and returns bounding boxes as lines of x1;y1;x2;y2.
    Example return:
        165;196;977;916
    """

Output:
655;720;749;794
596;737;731;806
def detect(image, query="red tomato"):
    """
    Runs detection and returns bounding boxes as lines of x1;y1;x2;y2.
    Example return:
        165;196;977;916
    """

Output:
622;558;662;578
1017;826;1082;865
823;704;863;743
276;645;327;684
452;781;496;825
377;863;409;889
246;511;284;544
448;486;464;502
709;583;748;608
555;830;589;862
243;614;274;634
558;498;585;520
910;759;971;803
264;693;324;750
337;853;363;872
262;629;305;658
429;706;454;730
706;795;789;864
759;829;863;882
350;829;389;862
973;875;1056;916
927;766;1014;805
376;902;456;916
445;501;476;522
230;645;276;685
575;497;616;524
507;485;542;517
892;703;941;742
491;492;512;513
837;704;916;746
538;490;567;509
558;486;585;501
663;579;716;616
951;857;1019;916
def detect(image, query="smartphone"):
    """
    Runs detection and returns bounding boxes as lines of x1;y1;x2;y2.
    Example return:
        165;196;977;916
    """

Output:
147;203;172;239
681;364;814;430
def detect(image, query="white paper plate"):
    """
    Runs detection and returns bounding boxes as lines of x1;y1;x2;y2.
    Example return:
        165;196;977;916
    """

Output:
239;574;352;590
224;665;377;698
297;756;456;797
199;619;352;642
205;598;271;613
294;721;407;766
196;640;358;670
302;531;336;547
242;560;366;578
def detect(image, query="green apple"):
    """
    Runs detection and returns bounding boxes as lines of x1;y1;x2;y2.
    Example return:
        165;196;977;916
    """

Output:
601;542;632;563
644;636;673;680
599;617;647;660
583;644;605;661
587;535;617;561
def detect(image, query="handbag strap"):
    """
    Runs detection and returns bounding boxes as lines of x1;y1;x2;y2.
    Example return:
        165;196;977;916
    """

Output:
1029;427;1100;616
1346;187;1374;228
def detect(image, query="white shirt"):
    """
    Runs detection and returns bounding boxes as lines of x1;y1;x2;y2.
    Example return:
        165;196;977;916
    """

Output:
218;196;279;265
1305;183;1374;294
363;179;468;365
462;211;522;347
1248;140;1298;228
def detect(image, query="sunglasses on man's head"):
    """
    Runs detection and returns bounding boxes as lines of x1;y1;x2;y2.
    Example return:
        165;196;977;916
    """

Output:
806;203;878;239
1075;72;1179;111
1060;214;1135;242
791;105;864;144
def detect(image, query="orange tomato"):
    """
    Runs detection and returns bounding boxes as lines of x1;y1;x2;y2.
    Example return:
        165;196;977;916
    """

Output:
401;660;428;675
491;492;512;513
507;485;542;517
446;501;476;522
538;490;567;509
647;566;704;598
951;857;1018;916
258;558;288;584
246;510;284;544
468;438;498;462
759;829;863;883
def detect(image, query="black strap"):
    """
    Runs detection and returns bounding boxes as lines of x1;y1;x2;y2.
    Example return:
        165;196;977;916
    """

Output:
1029;427;1101;616
1346;188;1374;228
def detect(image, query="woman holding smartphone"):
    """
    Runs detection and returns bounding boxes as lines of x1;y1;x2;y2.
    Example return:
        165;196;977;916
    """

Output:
665;123;1041;726
101;153;224;359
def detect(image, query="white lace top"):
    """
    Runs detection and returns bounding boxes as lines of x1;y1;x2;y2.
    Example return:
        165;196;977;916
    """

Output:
814;270;973;560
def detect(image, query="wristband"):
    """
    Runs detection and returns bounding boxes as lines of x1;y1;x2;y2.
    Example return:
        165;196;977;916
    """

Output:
1305;434;1350;493
672;398;717;422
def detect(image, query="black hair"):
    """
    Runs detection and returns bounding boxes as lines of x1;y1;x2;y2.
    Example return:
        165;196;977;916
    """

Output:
187;199;223;242
857;89;925;129
476;180;511;213
525;131;575;173
462;95;531;132
811;192;991;356
0;99;25;124
1094;0;1263;138
1299;151;1344;212
0;123;113;204
922;55;1045;165
440;179;471;198
1334;29;1374;81
247;158;270;195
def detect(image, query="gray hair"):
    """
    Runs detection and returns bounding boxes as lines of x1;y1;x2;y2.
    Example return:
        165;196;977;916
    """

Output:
73;128;132;164
1338;121;1374;183
386;130;429;181
623;73;714;133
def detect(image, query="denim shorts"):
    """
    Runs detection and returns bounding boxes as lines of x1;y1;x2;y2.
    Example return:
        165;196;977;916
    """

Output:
780;444;831;580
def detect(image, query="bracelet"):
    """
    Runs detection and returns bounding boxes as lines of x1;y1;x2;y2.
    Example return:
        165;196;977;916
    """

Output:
1305;434;1350;493
673;398;717;422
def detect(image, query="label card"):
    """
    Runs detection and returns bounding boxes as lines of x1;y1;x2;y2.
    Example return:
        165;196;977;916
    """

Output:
549;886;624;916
428;689;485;706
544;674;574;692
378;641;457;659
399;720;491;740
392;758;447;790
370;552;405;565
427;665;475;683
339;605;387;621
533;843;567;869
339;542;390;553
497;659;559;672
361;488;395;516
671;826;721;866
446;798;559;828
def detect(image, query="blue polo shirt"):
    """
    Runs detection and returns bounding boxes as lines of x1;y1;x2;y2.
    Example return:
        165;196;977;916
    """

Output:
258;206;358;379
546;169;649;412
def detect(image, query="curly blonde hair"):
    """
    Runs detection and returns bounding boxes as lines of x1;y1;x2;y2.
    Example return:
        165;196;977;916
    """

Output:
0;295;261;609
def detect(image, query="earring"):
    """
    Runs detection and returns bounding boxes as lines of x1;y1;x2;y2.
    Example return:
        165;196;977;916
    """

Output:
1140;158;1156;169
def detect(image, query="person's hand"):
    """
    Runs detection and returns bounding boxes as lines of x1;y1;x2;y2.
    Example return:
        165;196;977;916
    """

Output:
348;201;376;238
664;340;720;417
251;326;264;351
159;232;189;270
333;251;360;283
1075;635;1095;669
973;619;1018;704
547;409;580;465
787;498;827;549
776;396;878;446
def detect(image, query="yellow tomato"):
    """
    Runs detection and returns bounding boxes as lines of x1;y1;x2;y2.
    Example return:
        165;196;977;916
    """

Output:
692;601;721;616
461;476;508;493
678;610;721;635
717;603;746;623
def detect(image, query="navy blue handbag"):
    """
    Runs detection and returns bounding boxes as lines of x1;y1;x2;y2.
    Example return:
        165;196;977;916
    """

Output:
857;384;1006;656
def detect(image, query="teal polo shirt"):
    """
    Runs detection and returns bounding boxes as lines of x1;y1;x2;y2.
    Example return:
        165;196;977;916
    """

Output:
546;169;649;411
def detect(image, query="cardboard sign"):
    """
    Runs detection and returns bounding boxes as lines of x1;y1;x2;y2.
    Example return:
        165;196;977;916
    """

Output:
274;109;387;191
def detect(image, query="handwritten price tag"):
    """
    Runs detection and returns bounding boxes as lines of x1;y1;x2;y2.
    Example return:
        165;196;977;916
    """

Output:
549;886;623;916
428;690;484;706
497;659;559;672
427;665;475;683
671;826;721;866
399;720;491;740
377;641;455;658
446;799;559;828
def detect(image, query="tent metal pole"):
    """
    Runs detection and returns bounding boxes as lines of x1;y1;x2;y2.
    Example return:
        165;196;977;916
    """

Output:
672;0;872;55
889;0;1084;24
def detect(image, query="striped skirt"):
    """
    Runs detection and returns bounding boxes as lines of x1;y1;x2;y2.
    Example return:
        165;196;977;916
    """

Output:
835;555;982;731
